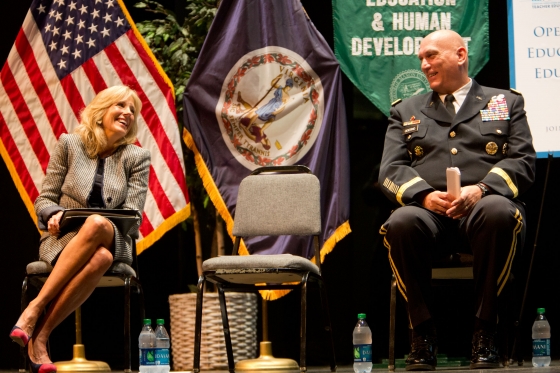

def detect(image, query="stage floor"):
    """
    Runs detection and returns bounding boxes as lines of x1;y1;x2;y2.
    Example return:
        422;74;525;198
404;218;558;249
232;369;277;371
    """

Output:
177;362;560;373
2;362;560;373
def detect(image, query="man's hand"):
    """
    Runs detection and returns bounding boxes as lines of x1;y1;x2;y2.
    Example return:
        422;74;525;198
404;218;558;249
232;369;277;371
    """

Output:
446;185;483;219
421;190;453;215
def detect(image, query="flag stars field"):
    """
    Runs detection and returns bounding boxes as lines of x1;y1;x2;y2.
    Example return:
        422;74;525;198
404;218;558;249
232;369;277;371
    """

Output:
33;0;129;77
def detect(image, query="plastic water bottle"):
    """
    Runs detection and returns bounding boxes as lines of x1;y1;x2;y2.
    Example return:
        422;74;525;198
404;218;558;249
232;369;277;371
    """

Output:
532;308;551;367
154;319;171;373
353;313;372;373
139;319;157;373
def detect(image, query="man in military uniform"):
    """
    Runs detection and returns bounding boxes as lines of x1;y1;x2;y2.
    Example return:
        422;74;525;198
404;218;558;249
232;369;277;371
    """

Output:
379;30;536;370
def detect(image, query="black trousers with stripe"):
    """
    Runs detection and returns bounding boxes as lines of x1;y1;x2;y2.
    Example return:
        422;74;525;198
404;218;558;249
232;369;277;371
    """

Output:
381;195;525;329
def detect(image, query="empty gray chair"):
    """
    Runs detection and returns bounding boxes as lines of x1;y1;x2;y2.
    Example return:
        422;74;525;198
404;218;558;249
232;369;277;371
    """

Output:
193;165;336;373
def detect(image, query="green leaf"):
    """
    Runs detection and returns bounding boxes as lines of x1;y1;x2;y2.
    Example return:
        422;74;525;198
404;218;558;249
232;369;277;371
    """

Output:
169;38;184;53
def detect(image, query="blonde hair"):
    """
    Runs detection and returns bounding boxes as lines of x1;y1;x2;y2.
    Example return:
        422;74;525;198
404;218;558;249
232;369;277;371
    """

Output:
75;85;142;158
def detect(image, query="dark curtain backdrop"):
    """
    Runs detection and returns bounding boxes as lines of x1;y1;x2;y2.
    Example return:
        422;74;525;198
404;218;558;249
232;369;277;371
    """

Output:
1;0;558;369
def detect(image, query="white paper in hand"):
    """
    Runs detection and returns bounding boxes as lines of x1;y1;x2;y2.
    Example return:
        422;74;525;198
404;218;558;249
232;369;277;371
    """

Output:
446;167;461;200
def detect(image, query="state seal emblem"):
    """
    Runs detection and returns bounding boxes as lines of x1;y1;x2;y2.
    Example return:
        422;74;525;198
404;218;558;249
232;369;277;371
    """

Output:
215;46;324;170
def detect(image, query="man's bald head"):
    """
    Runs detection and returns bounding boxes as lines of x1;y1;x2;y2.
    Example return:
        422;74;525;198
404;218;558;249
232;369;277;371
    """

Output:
418;30;470;94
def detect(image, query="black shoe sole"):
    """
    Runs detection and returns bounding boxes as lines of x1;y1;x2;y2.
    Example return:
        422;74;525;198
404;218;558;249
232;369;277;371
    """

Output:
406;363;436;371
469;362;500;369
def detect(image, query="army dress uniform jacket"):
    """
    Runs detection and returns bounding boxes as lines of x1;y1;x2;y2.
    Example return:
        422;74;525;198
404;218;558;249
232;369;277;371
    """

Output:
379;80;536;206
34;133;151;265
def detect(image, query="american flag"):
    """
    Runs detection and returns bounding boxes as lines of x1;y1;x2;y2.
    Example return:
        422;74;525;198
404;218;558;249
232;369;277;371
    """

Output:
0;0;190;254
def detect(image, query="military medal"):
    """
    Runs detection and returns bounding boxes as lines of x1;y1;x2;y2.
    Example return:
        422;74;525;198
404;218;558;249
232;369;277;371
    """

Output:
486;142;498;155
403;116;421;135
404;115;421;126
480;94;510;122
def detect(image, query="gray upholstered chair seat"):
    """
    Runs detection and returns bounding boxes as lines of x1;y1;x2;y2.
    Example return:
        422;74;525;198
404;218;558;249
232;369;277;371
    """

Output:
26;261;53;275
203;254;319;273
203;254;320;284
25;260;137;287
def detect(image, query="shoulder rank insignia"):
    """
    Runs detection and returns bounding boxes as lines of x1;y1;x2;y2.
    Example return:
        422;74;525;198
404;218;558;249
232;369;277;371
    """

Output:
510;88;522;95
391;98;402;106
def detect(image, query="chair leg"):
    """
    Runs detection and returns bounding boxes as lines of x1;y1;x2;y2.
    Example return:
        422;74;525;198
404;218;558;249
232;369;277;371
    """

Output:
514;284;523;367
134;278;146;322
500;277;513;368
128;277;145;372
19;276;29;373
300;273;309;373
389;274;397;372
194;276;205;373
318;277;337;372
506;275;523;366
124;277;132;373
218;286;235;373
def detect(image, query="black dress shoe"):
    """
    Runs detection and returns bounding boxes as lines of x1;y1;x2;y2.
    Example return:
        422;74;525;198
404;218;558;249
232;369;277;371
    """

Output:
406;335;438;371
470;330;500;369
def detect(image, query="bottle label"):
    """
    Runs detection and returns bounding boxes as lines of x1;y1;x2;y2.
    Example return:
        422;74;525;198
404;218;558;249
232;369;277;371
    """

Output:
155;348;170;365
139;348;157;365
353;344;372;362
533;339;551;357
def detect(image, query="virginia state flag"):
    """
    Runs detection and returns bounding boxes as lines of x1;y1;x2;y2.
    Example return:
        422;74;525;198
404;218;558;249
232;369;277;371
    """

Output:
183;0;350;298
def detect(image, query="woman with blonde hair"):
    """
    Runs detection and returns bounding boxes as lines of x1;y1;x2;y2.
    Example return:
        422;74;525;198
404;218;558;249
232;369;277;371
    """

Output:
9;85;151;373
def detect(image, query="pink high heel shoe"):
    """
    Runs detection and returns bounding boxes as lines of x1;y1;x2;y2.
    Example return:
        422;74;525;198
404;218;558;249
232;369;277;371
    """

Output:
9;325;30;347
29;358;57;373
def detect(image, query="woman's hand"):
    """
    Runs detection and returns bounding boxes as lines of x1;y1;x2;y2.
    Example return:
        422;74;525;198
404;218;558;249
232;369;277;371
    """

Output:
48;211;64;236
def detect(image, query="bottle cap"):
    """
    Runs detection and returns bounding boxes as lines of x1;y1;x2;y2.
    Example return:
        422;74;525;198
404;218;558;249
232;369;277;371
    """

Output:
157;319;165;325
537;308;545;314
358;313;366;319
143;319;152;325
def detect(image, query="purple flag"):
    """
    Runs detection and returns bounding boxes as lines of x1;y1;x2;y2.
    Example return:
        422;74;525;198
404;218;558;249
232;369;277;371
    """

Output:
183;0;350;297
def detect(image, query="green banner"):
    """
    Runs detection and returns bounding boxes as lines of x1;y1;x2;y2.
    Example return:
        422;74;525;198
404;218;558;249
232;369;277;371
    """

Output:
333;0;489;117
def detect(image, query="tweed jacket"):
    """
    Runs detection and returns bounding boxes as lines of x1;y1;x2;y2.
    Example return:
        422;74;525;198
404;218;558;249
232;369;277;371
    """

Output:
379;80;536;206
34;133;151;265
